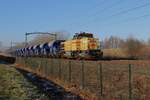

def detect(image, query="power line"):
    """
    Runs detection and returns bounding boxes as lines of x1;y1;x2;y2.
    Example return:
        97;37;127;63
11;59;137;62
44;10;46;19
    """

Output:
83;0;119;17
78;1;150;29
109;2;150;18
87;0;107;12
68;0;123;29
89;0;123;18
67;0;107;26
66;0;107;19
114;13;150;25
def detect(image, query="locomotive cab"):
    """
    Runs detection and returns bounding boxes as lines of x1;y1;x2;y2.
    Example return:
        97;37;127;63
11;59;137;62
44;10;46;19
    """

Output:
73;32;93;39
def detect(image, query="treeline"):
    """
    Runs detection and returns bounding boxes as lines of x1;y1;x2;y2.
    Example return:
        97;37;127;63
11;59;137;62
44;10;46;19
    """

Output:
102;36;150;59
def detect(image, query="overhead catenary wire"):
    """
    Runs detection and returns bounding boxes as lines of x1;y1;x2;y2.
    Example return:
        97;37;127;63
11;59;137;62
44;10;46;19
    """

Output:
82;0;122;18
93;12;150;28
113;13;150;25
68;0;123;30
71;0;107;18
87;0;123;18
87;0;107;12
78;1;150;30
109;2;150;18
67;0;107;26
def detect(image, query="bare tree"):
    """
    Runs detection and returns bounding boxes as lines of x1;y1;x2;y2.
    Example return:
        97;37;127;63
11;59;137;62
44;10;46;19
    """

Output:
53;31;70;40
103;37;110;49
103;36;125;49
0;41;3;52
0;41;2;47
148;38;150;45
0;41;1;53
109;36;125;48
124;36;144;58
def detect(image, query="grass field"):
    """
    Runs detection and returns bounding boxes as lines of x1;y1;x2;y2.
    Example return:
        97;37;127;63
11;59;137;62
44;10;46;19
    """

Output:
0;64;28;100
0;64;50;100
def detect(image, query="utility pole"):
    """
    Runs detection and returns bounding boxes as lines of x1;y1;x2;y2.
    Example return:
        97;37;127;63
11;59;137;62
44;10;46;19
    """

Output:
10;41;12;51
10;41;19;56
10;41;19;51
25;32;57;48
25;33;28;48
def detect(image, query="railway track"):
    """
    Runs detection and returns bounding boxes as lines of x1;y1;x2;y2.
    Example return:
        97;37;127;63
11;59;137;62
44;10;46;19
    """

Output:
0;54;16;64
18;56;137;62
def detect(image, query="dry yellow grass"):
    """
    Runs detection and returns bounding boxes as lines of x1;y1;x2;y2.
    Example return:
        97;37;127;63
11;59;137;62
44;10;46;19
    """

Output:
102;46;150;59
138;46;150;59
103;48;128;58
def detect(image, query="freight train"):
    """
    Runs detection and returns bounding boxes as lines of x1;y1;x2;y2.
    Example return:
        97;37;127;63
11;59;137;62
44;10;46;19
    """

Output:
14;32;103;59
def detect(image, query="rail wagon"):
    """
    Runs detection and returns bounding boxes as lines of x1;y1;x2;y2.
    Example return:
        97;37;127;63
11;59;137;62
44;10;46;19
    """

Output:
42;43;50;56
47;40;64;57
35;45;41;56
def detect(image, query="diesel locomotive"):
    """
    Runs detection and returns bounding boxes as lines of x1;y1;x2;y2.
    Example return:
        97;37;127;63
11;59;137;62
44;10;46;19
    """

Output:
15;32;103;59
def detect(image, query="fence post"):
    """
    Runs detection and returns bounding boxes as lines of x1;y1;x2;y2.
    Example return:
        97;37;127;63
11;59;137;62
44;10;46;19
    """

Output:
128;64;132;100
30;58;33;70
25;57;27;67
44;59;47;77
97;62;103;96
68;60;72;83
51;59;53;75
81;61;85;89
31;58;34;68
45;59;48;76
58;59;62;79
63;60;66;82
24;57;26;67
38;58;41;74
40;58;43;75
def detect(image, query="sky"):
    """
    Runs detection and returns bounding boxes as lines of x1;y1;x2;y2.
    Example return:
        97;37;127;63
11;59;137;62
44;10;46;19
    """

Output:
0;0;150;47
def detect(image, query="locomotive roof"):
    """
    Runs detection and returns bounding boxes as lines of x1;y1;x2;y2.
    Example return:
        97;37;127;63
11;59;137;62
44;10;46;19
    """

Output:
73;32;93;39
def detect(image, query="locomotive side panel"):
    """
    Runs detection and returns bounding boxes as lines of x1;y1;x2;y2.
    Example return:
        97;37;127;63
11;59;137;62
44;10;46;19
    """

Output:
71;39;80;51
62;36;103;59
